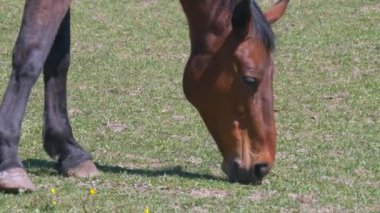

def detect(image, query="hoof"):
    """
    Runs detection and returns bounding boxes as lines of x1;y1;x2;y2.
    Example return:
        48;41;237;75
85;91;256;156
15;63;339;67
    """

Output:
0;168;35;192
65;160;99;178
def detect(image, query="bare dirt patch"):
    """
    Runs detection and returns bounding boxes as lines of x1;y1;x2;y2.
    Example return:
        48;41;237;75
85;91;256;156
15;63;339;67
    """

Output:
288;193;317;204
68;108;83;117
106;122;129;133
322;92;348;101
189;188;228;199
249;190;278;202
360;3;380;13
142;0;157;6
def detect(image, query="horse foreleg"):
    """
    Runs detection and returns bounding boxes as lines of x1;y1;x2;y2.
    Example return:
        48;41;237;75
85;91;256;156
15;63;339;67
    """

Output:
43;10;98;178
0;0;71;192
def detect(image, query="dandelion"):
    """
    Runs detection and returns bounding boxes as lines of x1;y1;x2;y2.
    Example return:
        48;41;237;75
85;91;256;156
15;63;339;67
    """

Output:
50;188;56;194
83;188;97;212
51;200;57;206
144;207;150;213
89;188;97;196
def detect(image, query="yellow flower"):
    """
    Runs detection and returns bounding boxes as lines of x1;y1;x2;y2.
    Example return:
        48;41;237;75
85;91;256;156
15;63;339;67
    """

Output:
50;188;56;194
144;207;150;213
51;200;57;206
89;188;97;196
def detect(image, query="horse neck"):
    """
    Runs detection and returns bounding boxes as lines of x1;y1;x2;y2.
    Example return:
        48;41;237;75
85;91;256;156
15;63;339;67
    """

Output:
180;0;235;54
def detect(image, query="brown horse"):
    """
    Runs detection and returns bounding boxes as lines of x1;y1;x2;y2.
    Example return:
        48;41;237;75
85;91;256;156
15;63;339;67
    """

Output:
0;0;289;192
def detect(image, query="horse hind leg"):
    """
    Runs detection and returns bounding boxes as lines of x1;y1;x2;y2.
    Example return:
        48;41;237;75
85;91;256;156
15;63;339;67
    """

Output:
0;0;71;192
43;9;98;178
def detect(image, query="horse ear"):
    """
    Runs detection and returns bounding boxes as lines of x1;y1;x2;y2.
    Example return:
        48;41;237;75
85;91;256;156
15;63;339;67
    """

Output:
232;0;252;38
264;0;290;24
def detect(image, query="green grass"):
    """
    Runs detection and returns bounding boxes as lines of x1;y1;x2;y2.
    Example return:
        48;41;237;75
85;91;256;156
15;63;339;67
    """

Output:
0;0;379;212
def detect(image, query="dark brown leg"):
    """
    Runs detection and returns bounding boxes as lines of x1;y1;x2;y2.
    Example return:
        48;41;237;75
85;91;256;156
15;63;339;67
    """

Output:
0;0;71;192
43;9;98;178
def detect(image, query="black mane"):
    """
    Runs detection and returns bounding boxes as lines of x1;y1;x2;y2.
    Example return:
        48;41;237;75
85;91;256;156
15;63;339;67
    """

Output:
250;0;275;51
228;0;275;51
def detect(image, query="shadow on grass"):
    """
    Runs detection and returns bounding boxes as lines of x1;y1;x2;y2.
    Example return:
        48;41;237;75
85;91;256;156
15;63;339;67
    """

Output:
22;159;57;176
96;163;225;182
22;159;225;182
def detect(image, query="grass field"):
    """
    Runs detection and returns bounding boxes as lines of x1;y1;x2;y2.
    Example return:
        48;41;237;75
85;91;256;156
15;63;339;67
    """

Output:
0;0;379;212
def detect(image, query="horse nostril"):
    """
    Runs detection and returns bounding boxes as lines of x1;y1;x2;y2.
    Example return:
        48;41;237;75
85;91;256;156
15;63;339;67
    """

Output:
252;163;270;183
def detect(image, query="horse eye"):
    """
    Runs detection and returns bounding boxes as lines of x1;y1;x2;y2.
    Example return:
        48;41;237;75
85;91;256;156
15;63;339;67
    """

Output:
242;76;258;88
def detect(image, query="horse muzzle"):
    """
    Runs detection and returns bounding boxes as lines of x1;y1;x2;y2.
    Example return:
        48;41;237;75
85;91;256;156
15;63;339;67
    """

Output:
222;160;271;185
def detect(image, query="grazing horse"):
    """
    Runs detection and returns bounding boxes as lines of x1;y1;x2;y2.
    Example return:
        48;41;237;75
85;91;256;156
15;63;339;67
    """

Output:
0;0;289;192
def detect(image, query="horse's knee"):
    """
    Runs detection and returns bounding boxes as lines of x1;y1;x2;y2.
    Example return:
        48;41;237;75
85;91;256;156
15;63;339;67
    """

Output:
59;54;70;72
51;53;70;75
12;41;46;83
44;49;71;75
